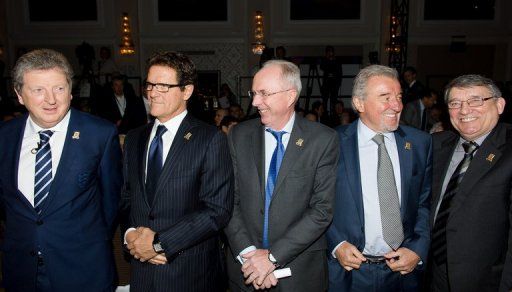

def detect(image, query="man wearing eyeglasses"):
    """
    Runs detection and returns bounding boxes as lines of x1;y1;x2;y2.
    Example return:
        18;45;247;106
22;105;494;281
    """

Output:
224;60;339;291
427;75;512;292
119;51;233;292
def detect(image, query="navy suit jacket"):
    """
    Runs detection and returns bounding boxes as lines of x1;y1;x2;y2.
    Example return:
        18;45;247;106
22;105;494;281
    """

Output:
119;113;233;292
0;109;122;292
326;120;432;291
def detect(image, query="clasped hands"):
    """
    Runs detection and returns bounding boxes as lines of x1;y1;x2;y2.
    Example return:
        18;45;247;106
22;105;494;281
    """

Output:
335;242;420;275
241;249;279;290
126;227;167;265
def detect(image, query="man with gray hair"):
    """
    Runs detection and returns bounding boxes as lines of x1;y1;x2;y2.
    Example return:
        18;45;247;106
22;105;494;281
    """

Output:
225;60;339;291
327;64;432;291
427;74;512;291
0;49;122;291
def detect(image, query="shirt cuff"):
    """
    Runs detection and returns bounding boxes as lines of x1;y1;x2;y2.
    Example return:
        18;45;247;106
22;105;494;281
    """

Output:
123;227;137;244
236;245;257;264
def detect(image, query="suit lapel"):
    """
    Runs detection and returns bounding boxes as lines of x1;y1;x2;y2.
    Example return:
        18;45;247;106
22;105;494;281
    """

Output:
138;123;153;207
449;126;504;218
394;127;413;220
272;117;304;199
342;121;364;224
251;123;265;200
151;114;194;206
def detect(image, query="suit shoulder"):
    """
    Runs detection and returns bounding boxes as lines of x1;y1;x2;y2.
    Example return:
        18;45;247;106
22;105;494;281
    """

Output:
399;125;431;141
0;115;26;133
72;110;117;132
230;118;260;138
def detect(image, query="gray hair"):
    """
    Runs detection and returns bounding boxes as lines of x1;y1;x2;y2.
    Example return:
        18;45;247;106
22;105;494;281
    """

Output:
444;74;502;102
12;49;74;93
262;60;302;96
352;65;399;100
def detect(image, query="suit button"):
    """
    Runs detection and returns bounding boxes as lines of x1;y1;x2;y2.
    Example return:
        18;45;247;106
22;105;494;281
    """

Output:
30;251;37;256
36;220;43;225
148;215;154;220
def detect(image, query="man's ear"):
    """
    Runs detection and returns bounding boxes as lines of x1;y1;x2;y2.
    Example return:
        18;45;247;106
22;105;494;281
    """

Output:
183;85;194;101
352;97;365;113
15;88;25;105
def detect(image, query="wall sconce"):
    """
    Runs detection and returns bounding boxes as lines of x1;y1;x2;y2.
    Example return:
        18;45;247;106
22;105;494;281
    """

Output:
252;11;265;55
120;12;135;55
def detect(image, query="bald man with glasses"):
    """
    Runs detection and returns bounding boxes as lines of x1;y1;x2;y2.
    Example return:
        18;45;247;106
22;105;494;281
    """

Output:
427;75;512;292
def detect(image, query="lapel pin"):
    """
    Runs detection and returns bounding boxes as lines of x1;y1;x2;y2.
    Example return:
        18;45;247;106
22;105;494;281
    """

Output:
72;131;80;140
296;138;304;147
405;142;411;150
486;153;495;162
184;132;192;140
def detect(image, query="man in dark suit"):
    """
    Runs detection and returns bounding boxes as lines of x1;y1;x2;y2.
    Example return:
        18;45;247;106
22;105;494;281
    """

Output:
400;88;438;132
427;75;512;292
403;66;425;105
97;75;147;134
0;49;122;291
224;60;339;291
327;65;432;291
120;51;233;292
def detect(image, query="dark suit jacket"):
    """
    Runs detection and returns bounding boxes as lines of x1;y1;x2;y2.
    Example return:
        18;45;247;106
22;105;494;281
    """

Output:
97;87;147;134
326;120;432;292
0;109;122;292
119;113;233;292
400;99;434;131
224;116;340;292
429;124;512;292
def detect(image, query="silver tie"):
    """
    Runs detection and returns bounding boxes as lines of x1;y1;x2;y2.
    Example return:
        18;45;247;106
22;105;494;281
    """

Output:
372;134;404;250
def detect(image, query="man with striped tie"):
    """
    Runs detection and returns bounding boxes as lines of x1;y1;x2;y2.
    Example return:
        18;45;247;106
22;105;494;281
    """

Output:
427;75;512;292
0;49;122;291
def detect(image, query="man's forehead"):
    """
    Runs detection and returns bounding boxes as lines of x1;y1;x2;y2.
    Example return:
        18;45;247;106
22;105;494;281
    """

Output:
450;86;490;97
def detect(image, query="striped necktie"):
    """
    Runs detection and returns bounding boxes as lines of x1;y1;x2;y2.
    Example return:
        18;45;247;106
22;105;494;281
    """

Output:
34;130;54;214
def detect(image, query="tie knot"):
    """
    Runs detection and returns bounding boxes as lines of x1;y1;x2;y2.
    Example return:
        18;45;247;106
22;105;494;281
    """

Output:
372;133;385;145
462;141;478;155
155;125;168;138
39;130;54;144
266;129;286;143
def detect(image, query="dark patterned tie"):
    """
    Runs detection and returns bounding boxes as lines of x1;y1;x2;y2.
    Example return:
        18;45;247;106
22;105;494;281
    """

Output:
432;141;478;264
372;134;404;250
262;129;286;249
34;130;54;214
146;125;167;205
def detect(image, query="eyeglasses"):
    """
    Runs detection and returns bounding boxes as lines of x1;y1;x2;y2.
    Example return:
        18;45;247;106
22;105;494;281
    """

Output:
145;81;182;93
248;89;293;99
447;96;495;109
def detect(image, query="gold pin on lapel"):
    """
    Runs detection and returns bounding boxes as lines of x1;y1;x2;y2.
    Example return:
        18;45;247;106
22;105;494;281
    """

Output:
486;153;495;162
184;132;192;140
72;131;80;139
405;142;411;150
296;138;304;147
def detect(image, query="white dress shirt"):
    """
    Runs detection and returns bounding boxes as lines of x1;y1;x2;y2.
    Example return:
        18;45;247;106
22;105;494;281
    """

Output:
18;111;71;206
114;94;126;117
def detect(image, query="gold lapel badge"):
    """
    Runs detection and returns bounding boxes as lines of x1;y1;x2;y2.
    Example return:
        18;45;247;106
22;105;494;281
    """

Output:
72;131;80;140
486;153;495;162
405;142;411;150
296;138;304;147
184;132;192;140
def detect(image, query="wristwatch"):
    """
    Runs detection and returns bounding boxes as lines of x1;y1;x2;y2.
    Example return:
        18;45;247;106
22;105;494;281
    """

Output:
152;233;165;254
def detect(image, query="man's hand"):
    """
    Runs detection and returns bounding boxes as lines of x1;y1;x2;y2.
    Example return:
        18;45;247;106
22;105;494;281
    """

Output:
334;242;366;271
241;249;276;287
253;272;278;290
126;227;157;262
148;253;168;265
125;229;140;245
384;247;420;274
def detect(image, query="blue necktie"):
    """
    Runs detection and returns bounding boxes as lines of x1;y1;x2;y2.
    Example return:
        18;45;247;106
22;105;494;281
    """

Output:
146;125;167;205
34;130;54;214
263;129;286;249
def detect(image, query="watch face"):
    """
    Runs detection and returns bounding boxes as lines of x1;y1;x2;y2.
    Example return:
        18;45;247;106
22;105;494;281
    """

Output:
153;243;164;253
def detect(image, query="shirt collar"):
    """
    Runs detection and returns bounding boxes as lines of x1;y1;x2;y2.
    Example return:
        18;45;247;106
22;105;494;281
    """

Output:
265;112;295;134
25;110;71;138
358;118;395;144
154;110;188;134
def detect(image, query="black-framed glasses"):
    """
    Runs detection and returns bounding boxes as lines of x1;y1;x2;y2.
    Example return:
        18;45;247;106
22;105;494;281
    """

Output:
447;96;495;109
145;81;182;93
248;89;293;99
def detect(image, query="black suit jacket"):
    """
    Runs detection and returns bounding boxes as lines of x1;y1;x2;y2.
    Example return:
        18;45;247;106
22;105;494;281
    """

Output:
97;87;147;134
120;114;234;292
430;124;512;292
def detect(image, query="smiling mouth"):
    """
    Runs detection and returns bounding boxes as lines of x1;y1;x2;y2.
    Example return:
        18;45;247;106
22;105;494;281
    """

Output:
460;116;476;122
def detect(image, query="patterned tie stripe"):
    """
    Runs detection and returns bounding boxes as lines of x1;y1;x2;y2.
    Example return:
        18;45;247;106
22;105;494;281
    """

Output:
146;125;167;205
372;134;404;250
432;141;478;264
263;129;286;249
34;130;54;214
